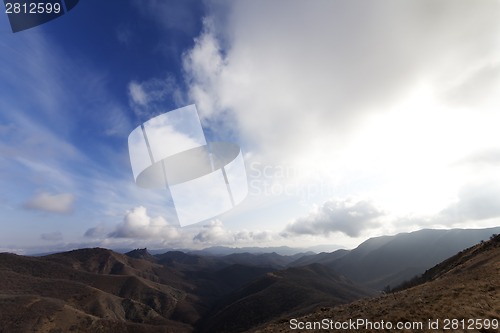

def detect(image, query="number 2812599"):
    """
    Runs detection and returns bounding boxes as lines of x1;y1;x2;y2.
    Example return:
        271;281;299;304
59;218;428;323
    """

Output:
5;2;62;14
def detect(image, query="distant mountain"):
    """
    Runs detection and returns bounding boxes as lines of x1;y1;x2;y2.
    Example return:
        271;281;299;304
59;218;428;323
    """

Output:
292;227;500;290
190;245;318;256
257;233;500;333
214;252;302;268
125;248;156;262
74;245;332;257
152;250;309;270
288;249;349;267
154;250;214;268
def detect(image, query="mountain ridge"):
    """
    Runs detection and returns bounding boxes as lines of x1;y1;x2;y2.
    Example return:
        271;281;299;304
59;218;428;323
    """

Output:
254;233;500;333
1;227;498;332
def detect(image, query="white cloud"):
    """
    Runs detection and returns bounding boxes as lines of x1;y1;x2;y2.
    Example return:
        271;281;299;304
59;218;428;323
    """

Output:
116;24;133;45
192;219;279;245
283;198;384;237
180;0;500;229
185;1;500;159
389;182;500;236
193;219;232;243
105;209;280;247
234;229;274;242
128;81;149;106
0;113;82;164
453;148;500;167
438;181;500;223
183;21;225;120
127;75;184;117
23;192;75;214
5;1;500;251
443;62;500;109
109;206;180;240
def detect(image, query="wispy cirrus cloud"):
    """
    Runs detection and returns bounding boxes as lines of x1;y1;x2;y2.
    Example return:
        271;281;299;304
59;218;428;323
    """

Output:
127;75;185;117
0;25;141;249
23;192;75;214
41;232;63;242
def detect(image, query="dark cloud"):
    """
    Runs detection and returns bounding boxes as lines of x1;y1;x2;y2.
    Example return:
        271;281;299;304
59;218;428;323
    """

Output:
84;225;107;238
283;198;384;237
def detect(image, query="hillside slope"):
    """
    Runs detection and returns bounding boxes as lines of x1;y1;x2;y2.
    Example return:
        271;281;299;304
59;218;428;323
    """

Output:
0;248;286;332
254;234;500;332
198;264;375;333
302;227;500;290
0;249;192;333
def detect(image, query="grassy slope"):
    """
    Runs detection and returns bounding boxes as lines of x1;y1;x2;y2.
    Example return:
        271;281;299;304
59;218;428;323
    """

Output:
254;235;500;333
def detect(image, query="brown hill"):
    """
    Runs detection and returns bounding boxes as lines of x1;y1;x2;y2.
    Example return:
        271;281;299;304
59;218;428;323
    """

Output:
0;247;373;333
321;227;500;290
198;263;375;333
251;234;500;332
0;247;284;332
2;230;498;332
0;248;196;333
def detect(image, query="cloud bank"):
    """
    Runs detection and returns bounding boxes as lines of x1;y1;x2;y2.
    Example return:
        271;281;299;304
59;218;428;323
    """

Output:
283;198;384;238
109;206;180;240
184;0;500;165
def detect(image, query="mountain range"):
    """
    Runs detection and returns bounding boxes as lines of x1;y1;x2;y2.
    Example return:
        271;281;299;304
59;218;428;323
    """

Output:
256;232;500;333
0;227;498;332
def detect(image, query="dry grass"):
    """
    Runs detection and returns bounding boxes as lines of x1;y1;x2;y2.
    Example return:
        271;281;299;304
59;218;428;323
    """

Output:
253;237;500;333
0;249;192;333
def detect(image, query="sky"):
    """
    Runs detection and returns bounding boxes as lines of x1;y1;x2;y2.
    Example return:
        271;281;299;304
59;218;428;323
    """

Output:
1;0;500;254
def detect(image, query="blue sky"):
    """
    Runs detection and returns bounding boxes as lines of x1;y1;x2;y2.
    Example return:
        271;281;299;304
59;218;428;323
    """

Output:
1;0;500;254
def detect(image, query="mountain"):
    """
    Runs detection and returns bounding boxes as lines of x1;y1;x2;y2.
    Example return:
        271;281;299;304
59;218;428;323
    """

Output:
1;227;498;332
198;264;375;333
255;233;500;333
125;248;157;262
0;247;283;332
214;252;302;268
0;246;373;333
190;246;317;256
293;227;500;289
288;249;349;267
0;248;193;332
